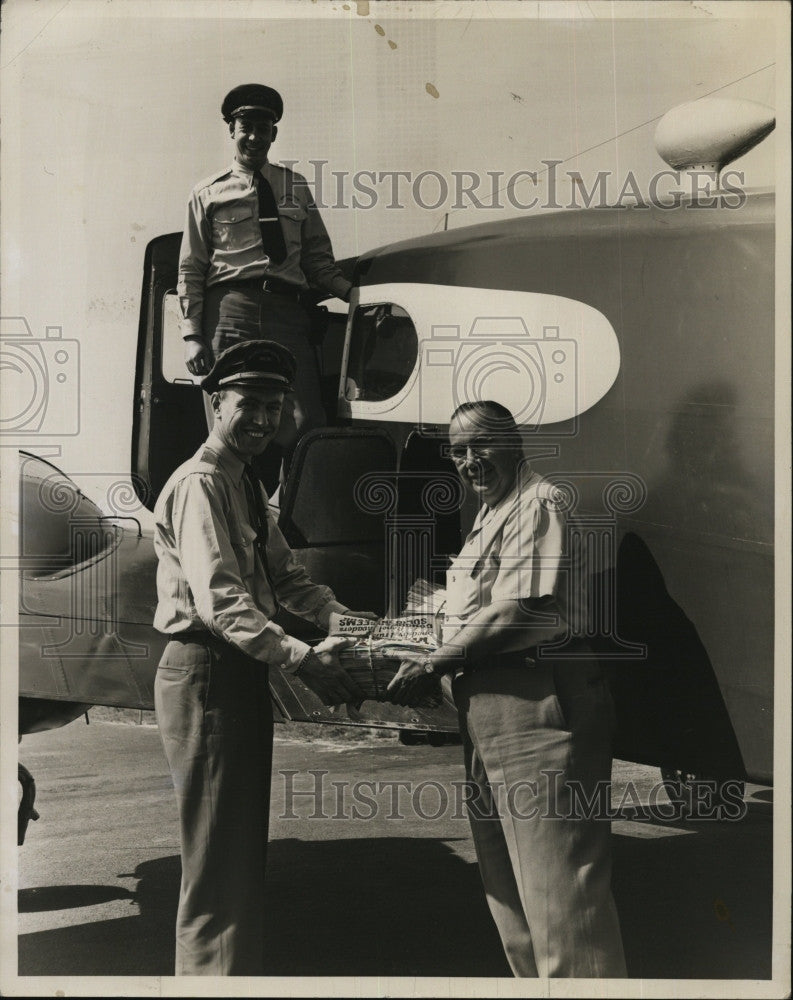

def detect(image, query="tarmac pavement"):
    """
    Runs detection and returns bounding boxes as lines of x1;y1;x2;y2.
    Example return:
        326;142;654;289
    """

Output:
11;714;774;983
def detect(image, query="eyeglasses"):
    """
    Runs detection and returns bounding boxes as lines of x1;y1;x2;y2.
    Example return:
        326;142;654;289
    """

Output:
448;439;501;463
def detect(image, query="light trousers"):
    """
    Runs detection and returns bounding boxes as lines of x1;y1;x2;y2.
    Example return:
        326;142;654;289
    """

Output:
155;636;273;975
453;656;627;978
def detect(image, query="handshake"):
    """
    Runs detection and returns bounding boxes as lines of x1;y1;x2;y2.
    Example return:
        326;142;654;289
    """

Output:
295;612;443;709
295;634;368;707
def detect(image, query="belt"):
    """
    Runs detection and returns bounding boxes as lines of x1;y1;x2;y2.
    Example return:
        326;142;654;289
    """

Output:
467;647;540;673
168;629;218;645
472;637;595;671
164;631;267;671
224;276;302;301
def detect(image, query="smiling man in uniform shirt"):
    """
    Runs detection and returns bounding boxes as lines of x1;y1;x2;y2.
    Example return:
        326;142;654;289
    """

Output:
178;83;352;487
387;400;626;978
153;339;371;975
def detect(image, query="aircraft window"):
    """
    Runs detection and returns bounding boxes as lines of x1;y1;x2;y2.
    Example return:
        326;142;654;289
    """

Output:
162;291;201;386
345;304;418;402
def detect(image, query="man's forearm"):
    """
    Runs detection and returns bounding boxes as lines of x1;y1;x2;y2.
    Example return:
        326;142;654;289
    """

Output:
315;599;351;633
178;279;206;341
429;599;568;675
178;193;211;340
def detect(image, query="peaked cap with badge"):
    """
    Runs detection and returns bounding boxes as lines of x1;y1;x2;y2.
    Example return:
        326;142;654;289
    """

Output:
221;83;284;123
202;340;296;394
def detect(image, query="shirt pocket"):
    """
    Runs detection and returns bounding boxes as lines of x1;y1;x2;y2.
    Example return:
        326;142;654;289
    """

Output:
277;203;306;250
446;558;490;619
211;203;256;250
230;522;258;579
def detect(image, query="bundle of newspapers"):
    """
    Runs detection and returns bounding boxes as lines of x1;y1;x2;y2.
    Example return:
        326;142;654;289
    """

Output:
328;584;445;705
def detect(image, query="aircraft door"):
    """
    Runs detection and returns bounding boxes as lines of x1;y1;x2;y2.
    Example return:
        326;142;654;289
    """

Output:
269;426;460;732
131;233;206;511
277;426;397;617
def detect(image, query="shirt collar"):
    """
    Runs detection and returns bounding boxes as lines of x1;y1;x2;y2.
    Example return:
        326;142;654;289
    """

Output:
231;158;271;177
205;427;247;485
472;458;534;530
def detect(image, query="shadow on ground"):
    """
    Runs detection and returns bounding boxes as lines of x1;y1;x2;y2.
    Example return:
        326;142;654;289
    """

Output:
611;806;772;980
18;809;772;979
18;837;509;977
18;885;134;913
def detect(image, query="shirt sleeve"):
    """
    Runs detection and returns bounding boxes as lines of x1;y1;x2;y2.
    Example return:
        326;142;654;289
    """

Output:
264;510;347;628
489;498;566;604
171;473;311;670
297;183;353;301
177;187;212;341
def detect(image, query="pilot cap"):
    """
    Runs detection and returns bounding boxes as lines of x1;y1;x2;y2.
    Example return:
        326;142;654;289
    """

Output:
202;340;296;394
221;84;283;123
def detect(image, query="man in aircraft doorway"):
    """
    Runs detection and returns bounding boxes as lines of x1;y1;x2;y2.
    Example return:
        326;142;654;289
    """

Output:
177;83;352;491
153;340;372;975
386;400;626;978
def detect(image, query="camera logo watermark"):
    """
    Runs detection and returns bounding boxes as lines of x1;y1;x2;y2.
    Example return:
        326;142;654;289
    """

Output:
340;291;619;433
0;317;80;438
419;317;578;435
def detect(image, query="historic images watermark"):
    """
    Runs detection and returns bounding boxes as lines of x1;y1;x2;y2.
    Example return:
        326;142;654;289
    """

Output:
282;161;748;212
278;769;748;824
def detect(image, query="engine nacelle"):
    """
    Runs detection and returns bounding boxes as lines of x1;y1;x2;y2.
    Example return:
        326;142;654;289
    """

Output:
19;452;112;579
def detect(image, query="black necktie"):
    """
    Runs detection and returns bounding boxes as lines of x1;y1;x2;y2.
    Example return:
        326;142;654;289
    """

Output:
255;172;287;265
243;466;280;614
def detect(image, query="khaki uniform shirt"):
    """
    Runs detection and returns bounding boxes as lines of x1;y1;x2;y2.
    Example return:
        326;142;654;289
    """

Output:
177;159;352;340
444;462;586;657
153;429;345;670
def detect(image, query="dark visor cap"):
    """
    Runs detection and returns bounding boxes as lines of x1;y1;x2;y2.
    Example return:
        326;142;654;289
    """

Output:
202;340;296;394
221;84;283;123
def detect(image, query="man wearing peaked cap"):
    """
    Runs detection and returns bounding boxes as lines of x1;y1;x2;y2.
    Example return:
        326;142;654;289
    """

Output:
200;338;296;394
153;338;375;975
221;83;284;123
177;83;353;492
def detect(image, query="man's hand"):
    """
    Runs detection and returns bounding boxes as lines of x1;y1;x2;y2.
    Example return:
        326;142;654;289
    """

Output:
386;651;442;707
184;336;214;377
296;638;365;706
344;610;379;621
312;635;357;659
